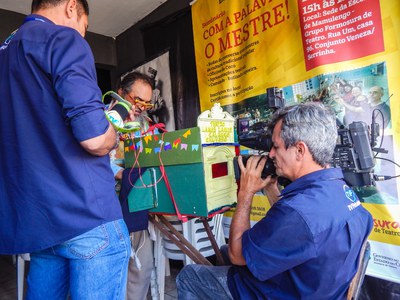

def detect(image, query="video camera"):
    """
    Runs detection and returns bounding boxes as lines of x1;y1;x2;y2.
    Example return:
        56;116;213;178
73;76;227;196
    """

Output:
331;122;375;186
234;87;284;181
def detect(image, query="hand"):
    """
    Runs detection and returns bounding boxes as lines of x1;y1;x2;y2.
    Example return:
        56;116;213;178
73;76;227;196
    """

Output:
237;155;271;198
229;155;270;266
115;168;124;181
106;100;131;128
126;108;135;122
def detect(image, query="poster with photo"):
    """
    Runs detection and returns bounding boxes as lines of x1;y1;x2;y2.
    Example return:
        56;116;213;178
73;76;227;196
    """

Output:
122;50;175;131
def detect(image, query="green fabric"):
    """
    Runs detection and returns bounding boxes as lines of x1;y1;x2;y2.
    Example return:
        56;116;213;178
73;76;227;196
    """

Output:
127;168;158;212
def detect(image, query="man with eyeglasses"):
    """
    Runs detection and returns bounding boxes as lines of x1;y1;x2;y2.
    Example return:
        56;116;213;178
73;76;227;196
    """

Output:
367;85;391;129
335;85;391;129
109;71;158;300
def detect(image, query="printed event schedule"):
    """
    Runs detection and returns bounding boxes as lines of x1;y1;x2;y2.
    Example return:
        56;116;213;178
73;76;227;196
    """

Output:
298;0;384;70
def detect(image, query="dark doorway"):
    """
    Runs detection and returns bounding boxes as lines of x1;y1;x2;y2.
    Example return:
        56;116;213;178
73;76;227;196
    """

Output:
96;66;112;95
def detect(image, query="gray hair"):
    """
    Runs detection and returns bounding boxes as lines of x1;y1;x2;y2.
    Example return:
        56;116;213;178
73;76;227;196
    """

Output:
268;102;338;167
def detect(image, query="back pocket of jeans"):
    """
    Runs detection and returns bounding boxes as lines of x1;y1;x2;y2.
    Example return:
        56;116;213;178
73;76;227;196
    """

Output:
65;224;110;259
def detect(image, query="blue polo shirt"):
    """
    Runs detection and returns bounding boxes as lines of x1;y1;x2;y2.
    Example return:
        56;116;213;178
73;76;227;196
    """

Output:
227;168;373;299
0;15;122;254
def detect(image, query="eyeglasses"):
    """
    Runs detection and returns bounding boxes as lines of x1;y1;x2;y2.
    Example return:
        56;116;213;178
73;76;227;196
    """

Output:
134;98;154;109
126;94;154;110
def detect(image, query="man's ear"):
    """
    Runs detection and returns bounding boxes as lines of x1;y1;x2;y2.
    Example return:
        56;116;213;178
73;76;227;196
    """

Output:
66;0;77;18
295;141;307;160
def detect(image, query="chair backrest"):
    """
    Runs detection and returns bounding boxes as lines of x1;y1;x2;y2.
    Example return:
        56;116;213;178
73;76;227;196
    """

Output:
347;240;371;300
161;216;225;265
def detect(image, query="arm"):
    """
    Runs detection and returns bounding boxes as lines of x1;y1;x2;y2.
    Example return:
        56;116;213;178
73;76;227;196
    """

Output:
49;29;117;156
80;124;118;156
229;156;272;265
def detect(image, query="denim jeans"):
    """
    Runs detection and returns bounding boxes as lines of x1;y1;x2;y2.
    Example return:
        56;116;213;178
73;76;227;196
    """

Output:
176;264;233;300
26;219;131;300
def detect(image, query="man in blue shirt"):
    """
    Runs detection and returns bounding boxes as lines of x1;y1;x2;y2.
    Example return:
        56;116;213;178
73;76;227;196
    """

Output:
109;71;157;300
0;0;130;299
176;103;373;299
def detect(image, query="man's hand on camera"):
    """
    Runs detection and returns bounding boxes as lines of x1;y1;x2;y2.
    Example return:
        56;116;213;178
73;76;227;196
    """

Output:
238;155;269;195
238;155;280;205
229;155;271;265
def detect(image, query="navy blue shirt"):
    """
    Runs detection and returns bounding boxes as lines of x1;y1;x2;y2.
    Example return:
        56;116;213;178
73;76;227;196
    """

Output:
0;15;122;254
227;168;373;299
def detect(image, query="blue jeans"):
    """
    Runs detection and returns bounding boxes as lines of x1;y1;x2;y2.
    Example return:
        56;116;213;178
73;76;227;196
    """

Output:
26;219;131;300
176;264;233;300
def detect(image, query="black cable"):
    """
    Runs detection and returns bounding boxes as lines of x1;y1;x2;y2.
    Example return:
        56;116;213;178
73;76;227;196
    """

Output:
371;108;385;158
374;157;400;180
376;156;400;169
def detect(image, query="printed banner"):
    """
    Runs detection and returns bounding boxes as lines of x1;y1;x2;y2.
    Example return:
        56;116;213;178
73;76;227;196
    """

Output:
192;0;400;283
364;203;400;283
192;0;302;109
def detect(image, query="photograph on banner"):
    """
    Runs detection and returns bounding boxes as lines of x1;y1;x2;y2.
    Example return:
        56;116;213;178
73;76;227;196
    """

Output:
122;50;176;131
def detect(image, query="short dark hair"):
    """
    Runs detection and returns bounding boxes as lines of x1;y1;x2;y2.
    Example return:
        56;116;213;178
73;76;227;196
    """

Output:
119;72;153;96
31;0;89;16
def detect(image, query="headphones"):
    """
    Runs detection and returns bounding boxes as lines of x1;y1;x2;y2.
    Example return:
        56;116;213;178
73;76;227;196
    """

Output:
102;91;141;133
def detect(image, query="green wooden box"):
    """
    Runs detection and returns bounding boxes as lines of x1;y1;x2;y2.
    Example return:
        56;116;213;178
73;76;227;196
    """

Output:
124;127;237;217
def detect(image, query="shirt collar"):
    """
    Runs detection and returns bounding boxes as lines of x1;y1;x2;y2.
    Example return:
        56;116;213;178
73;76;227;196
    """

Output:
24;14;53;25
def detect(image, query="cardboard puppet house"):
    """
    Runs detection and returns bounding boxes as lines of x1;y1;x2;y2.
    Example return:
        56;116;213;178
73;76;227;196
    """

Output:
124;104;238;217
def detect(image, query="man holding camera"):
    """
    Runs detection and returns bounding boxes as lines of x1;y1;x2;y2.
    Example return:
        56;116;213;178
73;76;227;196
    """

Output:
177;102;373;299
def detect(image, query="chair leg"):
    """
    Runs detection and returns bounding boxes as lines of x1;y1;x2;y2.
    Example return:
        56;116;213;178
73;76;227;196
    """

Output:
17;255;25;300
347;241;370;300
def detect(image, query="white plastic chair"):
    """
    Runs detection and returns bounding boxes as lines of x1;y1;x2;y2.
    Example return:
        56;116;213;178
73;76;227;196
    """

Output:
152;215;225;299
161;215;225;265
16;253;30;300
